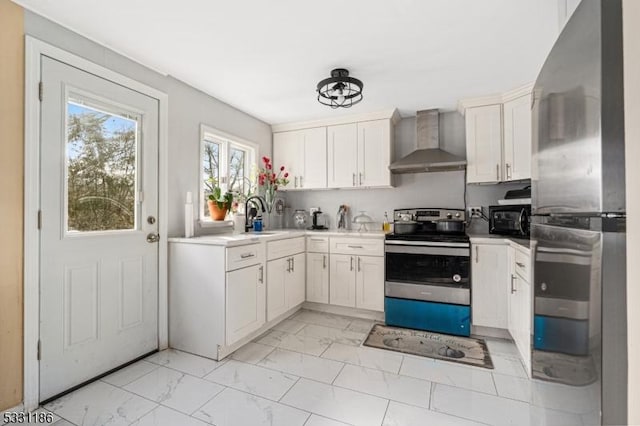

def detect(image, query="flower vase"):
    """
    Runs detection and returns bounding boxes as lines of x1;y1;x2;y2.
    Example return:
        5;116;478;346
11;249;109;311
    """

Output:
263;189;277;230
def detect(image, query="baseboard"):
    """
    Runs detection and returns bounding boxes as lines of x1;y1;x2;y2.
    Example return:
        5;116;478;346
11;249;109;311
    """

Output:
302;302;385;322
471;325;512;340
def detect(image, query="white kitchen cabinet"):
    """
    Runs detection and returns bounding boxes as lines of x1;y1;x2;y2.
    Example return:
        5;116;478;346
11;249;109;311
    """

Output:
357;119;392;187
503;93;532;181
306;252;329;304
465;105;503;183
355;255;385;311
226;263;265;346
329;254;357;307
327;120;393;189
273;127;327;190
327;123;359;188
266;243;305;321
471;243;509;328
508;245;532;376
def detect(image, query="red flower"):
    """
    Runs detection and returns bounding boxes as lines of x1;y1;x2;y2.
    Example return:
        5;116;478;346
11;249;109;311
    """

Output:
266;163;272;170
280;166;285;171
284;172;289;178
262;156;269;163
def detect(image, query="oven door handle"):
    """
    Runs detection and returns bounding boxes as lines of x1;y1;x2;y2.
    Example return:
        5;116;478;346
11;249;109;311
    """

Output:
385;244;470;257
384;240;470;248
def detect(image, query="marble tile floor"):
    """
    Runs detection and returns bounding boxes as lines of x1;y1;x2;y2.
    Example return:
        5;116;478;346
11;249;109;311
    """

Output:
18;309;594;426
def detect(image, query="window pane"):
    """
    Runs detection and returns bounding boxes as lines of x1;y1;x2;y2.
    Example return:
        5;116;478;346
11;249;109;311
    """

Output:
66;101;138;232
228;147;246;196
203;140;220;217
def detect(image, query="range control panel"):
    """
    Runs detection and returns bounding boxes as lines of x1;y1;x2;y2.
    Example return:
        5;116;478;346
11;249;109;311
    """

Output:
394;208;466;222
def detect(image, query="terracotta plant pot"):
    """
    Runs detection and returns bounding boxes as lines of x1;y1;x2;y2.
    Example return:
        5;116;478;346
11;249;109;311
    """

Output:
207;200;228;220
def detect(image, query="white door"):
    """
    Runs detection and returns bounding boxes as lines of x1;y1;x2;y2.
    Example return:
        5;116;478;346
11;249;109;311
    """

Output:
327;123;358;188
355;256;385;312
266;258;287;321
465;105;503;183
306;252;329;303
329;254;356;307
301;127;327;189
39;57;159;400
273;131;302;189
503;94;532;181
226;264;265;346
471;244;509;329
357;120;391;187
286;253;306;307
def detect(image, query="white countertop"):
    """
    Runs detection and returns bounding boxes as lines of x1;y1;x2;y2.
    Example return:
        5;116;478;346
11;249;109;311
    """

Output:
467;233;531;250
168;229;386;247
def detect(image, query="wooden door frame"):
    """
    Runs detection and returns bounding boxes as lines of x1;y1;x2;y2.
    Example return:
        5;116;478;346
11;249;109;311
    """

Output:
23;36;169;410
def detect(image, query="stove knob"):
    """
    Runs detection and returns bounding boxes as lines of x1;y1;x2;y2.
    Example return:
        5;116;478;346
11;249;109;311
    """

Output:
455;213;461;218
446;213;452;219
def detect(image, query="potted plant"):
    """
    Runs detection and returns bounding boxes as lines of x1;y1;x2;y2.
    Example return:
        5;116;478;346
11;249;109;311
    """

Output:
207;182;233;220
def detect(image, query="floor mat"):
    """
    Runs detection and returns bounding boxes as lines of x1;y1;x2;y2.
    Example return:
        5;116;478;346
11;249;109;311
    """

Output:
363;324;494;369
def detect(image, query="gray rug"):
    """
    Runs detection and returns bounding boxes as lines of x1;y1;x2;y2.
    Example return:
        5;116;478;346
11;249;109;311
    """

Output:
363;324;494;369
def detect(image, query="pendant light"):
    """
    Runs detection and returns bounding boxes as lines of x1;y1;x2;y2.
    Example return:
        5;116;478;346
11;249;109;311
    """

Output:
316;68;363;108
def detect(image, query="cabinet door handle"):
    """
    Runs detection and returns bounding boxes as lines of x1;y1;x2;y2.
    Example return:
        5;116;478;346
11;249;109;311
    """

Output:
259;266;264;283
350;256;354;271
294;176;299;188
300;176;304;187
516;261;525;268
348;245;364;249
352;173;356;186
240;252;255;259
475;246;479;263
323;255;327;269
506;163;511;180
357;256;361;272
292;257;295;272
286;258;291;273
511;274;517;294
496;164;500;181
310;238;325;242
359;172;363;186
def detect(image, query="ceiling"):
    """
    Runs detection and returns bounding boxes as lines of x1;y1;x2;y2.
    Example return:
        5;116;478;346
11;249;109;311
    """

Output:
14;0;560;125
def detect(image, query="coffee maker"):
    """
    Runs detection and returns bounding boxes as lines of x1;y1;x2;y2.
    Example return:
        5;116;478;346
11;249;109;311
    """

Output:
309;208;328;230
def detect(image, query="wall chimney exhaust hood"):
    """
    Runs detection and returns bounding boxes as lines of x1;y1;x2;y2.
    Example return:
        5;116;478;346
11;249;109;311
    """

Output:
389;109;466;174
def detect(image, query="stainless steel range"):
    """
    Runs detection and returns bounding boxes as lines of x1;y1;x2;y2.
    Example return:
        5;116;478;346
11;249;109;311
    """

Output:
384;208;471;336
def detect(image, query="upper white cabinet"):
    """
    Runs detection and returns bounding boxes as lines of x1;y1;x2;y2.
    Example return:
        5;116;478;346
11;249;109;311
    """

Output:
503;94;532;181
327;123;359;188
273;110;398;190
327;119;392;188
460;84;533;184
273;127;327;190
465;104;503;183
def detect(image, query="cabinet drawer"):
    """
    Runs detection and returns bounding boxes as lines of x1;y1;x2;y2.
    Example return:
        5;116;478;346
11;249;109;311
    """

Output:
267;236;305;261
226;244;264;271
330;237;383;256
307;236;329;253
514;248;531;282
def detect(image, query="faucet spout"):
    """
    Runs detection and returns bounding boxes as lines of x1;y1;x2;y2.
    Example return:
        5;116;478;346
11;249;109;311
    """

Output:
244;195;267;232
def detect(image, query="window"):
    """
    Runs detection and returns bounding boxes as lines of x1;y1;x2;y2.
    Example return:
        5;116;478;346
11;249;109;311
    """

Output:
200;125;257;221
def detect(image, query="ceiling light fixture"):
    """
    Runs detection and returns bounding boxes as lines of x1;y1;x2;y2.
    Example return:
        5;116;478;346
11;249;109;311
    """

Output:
316;68;363;109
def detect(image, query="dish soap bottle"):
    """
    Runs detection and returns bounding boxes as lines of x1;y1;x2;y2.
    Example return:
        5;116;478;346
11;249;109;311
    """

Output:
382;211;391;233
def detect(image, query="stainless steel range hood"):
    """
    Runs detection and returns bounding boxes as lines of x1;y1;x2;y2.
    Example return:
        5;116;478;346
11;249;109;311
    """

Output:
389;109;466;174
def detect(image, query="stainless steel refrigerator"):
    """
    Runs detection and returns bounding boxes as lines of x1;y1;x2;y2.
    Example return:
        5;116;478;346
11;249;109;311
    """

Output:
531;0;626;425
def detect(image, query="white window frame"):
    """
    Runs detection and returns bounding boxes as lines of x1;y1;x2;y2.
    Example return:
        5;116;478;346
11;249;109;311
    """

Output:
199;124;258;225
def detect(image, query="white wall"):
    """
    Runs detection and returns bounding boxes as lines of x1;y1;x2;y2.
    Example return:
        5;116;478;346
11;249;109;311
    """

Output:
23;12;273;237
623;0;639;423
284;112;526;231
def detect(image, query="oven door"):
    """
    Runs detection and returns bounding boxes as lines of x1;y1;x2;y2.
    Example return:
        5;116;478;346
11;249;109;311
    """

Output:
384;242;470;305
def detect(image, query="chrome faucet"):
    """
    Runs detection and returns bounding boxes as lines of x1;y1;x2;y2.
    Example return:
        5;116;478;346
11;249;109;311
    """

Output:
244;195;267;232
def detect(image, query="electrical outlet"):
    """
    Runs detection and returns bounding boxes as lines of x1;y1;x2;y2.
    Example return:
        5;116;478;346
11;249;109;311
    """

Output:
467;206;483;218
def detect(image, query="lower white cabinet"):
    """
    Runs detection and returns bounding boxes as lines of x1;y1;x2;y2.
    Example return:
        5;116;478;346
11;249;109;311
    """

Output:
306;252;329;303
507;246;532;375
329;254;384;312
267;252;305;321
226;263;265;346
471;243;509;328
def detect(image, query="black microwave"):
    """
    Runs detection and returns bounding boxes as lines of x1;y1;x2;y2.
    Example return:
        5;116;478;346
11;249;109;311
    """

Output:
489;205;531;237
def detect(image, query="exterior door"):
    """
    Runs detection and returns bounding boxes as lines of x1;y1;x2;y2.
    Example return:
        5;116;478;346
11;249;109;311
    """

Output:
39;57;159;400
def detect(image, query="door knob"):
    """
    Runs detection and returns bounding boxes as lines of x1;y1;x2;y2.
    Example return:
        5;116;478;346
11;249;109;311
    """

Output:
146;232;160;243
